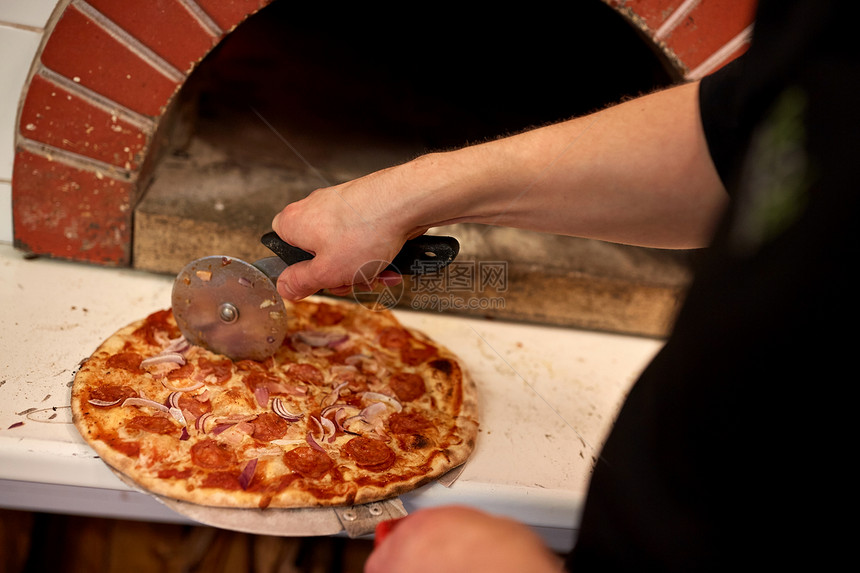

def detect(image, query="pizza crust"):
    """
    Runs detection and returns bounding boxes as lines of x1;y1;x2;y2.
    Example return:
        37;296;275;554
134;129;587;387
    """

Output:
71;296;478;510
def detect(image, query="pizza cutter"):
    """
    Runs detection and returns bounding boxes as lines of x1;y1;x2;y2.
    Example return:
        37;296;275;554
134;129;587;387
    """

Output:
171;231;459;361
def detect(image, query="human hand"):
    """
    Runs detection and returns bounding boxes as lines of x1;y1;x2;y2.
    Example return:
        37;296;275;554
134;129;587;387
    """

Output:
270;166;422;301
365;506;563;573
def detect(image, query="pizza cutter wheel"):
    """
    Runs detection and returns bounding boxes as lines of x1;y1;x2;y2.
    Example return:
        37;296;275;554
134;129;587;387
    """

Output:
172;232;460;361
172;255;287;362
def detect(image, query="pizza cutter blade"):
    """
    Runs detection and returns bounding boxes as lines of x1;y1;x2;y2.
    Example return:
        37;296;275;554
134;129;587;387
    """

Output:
172;232;460;361
172;255;288;362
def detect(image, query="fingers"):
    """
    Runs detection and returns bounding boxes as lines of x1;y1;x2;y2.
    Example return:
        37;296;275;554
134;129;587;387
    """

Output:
270;182;411;300
275;260;321;301
373;517;405;548
365;506;562;573
274;256;404;301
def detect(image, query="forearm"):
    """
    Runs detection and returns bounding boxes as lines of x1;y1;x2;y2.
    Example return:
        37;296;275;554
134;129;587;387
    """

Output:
270;80;728;299
395;80;727;249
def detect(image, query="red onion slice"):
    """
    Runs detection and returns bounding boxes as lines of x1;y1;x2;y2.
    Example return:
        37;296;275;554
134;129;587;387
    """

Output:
140;353;186;369
210;423;234;435
272;398;302;421
195;412;212;431
334;407;352;431
254;386;269;408
169;406;187;426
295;330;349;348
320;405;341;419
161;379;204;392
319;416;336;442
341;415;371;436
344;354;371;366
163;336;190;354
87;398;121;407
362;391;403;412
309;416;325;441
306;431;326;453
320;381;349;408
238;458;257;490
121;397;169;412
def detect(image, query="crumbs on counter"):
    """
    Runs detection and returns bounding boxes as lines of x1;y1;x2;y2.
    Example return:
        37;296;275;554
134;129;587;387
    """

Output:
7;421;24;429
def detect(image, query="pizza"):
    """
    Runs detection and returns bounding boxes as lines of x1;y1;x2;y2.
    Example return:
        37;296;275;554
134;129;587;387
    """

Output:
70;296;478;509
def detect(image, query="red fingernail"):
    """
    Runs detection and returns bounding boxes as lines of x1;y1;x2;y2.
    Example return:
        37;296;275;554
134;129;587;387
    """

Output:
374;518;404;547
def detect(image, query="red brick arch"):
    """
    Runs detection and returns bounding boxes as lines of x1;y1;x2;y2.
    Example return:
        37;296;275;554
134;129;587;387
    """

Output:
607;0;757;79
12;0;756;266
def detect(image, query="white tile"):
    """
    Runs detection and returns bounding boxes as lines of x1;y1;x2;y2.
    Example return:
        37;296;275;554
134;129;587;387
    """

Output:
0;0;60;29
0;24;43;180
0;180;11;244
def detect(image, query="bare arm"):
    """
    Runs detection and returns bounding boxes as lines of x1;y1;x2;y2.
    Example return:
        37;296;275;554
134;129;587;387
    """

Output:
271;80;727;300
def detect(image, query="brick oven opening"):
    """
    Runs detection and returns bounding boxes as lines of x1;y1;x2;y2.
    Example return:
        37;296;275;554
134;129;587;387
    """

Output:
134;2;691;337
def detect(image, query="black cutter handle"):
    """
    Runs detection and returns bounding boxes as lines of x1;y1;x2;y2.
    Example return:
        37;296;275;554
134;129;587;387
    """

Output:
260;231;459;275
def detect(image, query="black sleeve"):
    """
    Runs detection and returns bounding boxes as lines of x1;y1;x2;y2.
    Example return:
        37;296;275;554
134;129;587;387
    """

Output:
697;57;747;194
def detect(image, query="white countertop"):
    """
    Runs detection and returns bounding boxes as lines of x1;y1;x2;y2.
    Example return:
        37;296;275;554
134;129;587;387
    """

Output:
0;243;662;550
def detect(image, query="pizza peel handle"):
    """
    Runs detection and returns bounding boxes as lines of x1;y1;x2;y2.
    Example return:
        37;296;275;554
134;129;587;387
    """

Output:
260;231;460;274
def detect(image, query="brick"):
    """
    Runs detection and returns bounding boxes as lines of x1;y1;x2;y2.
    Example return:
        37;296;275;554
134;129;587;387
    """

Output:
608;0;687;32
12;150;134;265
662;0;757;70
86;0;219;74
195;0;274;32
40;4;180;117
19;74;149;171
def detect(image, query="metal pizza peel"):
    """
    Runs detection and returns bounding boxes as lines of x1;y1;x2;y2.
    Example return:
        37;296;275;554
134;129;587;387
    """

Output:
171;231;459;361
107;464;407;537
108;462;469;537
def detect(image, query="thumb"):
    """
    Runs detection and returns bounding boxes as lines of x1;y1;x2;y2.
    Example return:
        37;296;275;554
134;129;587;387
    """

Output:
275;260;323;301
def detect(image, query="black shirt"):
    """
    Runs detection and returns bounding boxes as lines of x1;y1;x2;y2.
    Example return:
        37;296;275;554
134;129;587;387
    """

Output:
567;1;858;570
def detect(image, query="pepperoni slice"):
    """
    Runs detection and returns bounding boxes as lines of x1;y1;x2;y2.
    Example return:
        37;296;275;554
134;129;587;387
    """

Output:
165;363;195;381
191;439;236;469
343;436;396;471
127;415;177;435
252;412;289;442
388;412;434;451
133;309;180;346
105;352;143;373
401;344;437;366
314;304;345;326
243;371;280;392
388;373;426;402
197;357;232;384
288;363;324;385
158;467;193;479
202;471;242;490
388;412;432;435
147;309;179;334
379;326;410;349
177;393;211;418
108;438;141;457
284;446;334;479
89;384;137;404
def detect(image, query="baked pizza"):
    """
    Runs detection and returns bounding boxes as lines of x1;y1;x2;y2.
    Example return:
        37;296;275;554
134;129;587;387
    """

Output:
71;297;478;509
